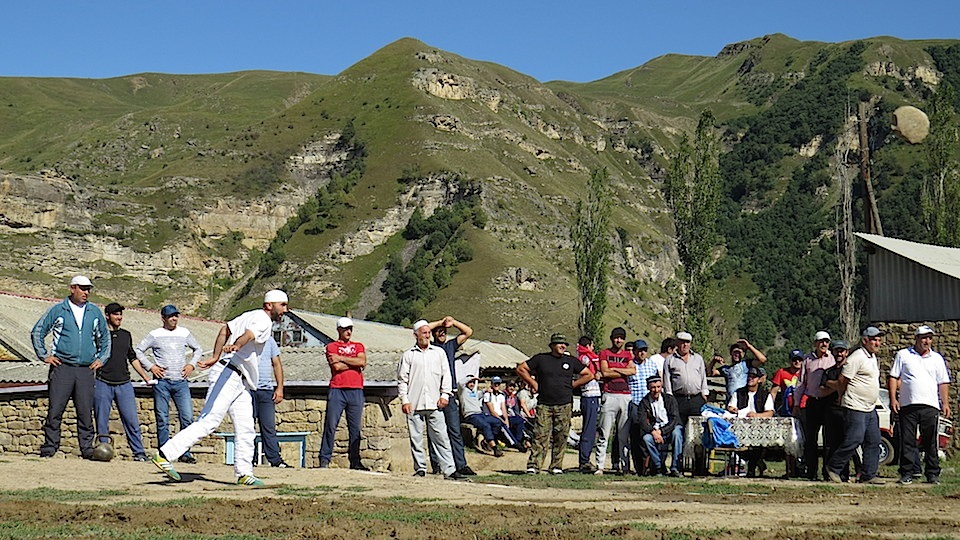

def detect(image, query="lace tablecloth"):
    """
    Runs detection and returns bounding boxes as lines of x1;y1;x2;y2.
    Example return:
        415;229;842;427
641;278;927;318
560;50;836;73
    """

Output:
683;416;804;459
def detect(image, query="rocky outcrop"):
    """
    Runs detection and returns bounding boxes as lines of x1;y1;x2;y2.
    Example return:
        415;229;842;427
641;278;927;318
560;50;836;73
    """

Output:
864;61;941;86
412;68;502;112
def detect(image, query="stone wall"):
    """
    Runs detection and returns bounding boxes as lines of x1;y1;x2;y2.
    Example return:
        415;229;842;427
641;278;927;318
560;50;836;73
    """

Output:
0;388;410;470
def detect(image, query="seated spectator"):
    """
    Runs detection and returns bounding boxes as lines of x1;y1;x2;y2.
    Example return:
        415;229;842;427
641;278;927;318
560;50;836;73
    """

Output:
459;377;507;457
504;380;529;451
727;366;774;476
516;379;537;441
632;375;682;477
482;376;519;448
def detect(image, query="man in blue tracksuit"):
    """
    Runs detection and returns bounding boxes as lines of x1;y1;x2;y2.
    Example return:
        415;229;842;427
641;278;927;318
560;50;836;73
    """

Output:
31;275;111;458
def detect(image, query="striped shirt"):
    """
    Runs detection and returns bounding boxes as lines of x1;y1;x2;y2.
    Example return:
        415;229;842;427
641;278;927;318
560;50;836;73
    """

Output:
135;326;203;381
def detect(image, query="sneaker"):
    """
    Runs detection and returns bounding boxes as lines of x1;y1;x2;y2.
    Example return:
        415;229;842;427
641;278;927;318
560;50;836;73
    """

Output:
458;466;477;476
151;454;181;481
668;469;682;478
178;455;197;464
925;476;941;485
579;464;597;474
493;445;504;457
826;470;844;483
549;468;564;475
133;454;149;462
858;476;885;485
897;476;913;485
413;470;425;477
526;467;538;475
444;471;467;481
350;464;371;471
236;475;264;486
594;469;604;476
273;461;292;468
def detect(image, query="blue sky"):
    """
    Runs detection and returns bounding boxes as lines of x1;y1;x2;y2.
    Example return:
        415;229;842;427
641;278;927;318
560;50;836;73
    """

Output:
3;1;959;83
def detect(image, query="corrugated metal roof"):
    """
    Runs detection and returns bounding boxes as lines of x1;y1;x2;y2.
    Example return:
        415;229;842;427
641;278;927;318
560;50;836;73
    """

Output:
857;233;960;280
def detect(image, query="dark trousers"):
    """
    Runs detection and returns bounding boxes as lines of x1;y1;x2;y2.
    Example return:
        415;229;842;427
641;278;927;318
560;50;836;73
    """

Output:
429;394;467;471
673;393;705;472
897;404;941;480
320;387;364;467
801;396;831;479
824;404;853;480
828;408;881;481
578;396;600;467
42;364;96;457
251;388;282;466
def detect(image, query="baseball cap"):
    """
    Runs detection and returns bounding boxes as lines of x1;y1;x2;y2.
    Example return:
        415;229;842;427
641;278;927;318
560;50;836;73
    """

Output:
634;339;648;350
70;275;93;287
491;376;503;384
829;340;849;351
264;289;288;303
814;331;831;341
915;325;936;336
789;349;804;360
549;333;568;345
413;319;430;332
337;317;354;329
861;326;884;338
160;304;180;317
104;302;124;315
675;331;692;342
747;366;765;378
610;327;627;339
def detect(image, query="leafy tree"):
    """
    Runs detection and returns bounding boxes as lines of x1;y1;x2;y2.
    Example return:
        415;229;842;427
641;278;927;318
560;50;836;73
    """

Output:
572;168;613;340
921;83;960;246
665;111;722;338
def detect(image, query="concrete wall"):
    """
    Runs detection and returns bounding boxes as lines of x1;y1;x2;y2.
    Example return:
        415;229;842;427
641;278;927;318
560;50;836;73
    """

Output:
0;389;412;470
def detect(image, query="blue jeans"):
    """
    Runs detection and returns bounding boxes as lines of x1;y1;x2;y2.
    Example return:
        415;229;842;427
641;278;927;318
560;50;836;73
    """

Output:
251;388;281;466
153;379;194;459
320;387;364;467
828;408;881;481
94;379;146;457
579;396;600;467
464;413;505;444
429;394;468;471
643;429;683;472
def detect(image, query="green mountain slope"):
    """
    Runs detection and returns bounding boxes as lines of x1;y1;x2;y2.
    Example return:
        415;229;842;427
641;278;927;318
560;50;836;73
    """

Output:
1;35;957;357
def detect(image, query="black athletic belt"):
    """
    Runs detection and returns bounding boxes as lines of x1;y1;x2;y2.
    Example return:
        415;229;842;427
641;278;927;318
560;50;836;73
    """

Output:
218;359;242;375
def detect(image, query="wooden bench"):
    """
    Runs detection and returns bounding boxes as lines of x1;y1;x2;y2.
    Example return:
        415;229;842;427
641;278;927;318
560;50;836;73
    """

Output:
216;431;309;468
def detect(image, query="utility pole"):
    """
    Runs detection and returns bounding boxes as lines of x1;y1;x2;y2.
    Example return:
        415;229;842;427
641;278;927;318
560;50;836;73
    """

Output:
859;101;883;236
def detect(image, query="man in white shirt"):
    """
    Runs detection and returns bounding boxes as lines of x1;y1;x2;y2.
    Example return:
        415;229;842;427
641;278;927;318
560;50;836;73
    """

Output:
151;290;289;486
826;326;885;484
727;366;775;477
397;320;464;480
889;325;951;485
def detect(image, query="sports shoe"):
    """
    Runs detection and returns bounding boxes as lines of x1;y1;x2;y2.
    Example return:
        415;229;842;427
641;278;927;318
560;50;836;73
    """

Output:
549;468;564;475
579;464;597;474
594;469;604;476
493;445;504;457
236;475;264;486
178;455;197;464
413;470;425;477
444;471;467;481
897;476;913;485
925;476;941;485
668;469;682;478
132;454;149;462
526;467;538;475
273;461;292;468
350;464;371;471
458;466;477;476
151;454;181;481
826;470;844;483
858;476;885;485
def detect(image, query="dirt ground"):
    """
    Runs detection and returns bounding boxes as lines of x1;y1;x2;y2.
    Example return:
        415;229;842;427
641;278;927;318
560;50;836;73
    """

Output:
0;454;958;539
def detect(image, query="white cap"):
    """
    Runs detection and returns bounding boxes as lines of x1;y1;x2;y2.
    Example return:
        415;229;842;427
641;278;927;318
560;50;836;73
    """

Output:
337;317;354;328
675;331;693;342
263;289;288;303
70;275;93;287
915;325;936;336
814;331;831;341
413;319;430;332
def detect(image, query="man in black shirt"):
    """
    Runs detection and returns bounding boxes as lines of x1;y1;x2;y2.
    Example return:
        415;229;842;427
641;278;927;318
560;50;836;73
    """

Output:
516;333;592;474
94;303;151;461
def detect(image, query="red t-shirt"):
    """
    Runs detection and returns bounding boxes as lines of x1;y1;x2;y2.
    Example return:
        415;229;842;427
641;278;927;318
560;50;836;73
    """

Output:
326;340;365;389
771;367;800;390
599;348;633;394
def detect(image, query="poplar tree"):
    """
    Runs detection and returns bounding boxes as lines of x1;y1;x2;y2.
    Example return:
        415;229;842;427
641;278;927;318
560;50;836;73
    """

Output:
573;167;613;340
921;83;960;247
665;111;721;337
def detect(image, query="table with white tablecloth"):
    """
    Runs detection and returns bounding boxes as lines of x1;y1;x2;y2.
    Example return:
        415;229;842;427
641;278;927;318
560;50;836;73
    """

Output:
682;416;804;460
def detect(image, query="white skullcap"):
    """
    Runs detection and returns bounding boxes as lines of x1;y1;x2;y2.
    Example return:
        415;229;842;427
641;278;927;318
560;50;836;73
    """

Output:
413;319;430;332
263;290;288;303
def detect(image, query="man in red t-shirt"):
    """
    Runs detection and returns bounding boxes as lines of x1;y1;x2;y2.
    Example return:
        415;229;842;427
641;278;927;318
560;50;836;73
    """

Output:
596;327;636;475
319;317;368;469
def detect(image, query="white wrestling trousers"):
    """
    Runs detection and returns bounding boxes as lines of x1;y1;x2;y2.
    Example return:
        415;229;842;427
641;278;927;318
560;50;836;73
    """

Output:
159;365;255;478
